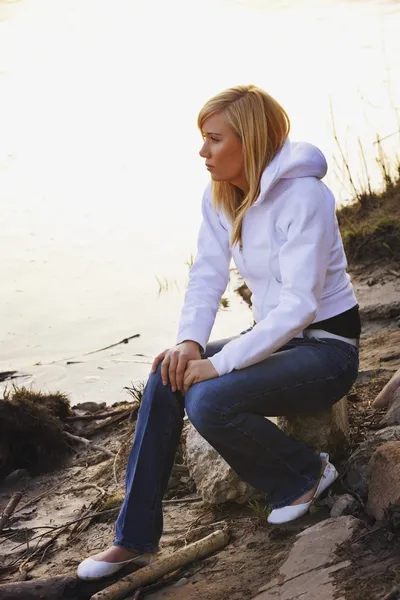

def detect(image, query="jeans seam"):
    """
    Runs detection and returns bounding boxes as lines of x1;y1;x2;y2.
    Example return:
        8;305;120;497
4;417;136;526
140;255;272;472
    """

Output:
114;379;176;552
146;394;175;546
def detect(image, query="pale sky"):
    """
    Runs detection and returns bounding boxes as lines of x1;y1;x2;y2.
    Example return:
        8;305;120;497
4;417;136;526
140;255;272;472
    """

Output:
0;0;399;370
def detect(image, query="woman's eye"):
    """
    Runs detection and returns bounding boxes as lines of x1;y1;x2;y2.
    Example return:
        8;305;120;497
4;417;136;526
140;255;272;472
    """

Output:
211;137;220;142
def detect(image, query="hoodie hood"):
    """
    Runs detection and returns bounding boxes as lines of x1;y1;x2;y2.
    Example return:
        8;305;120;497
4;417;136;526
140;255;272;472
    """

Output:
254;139;327;206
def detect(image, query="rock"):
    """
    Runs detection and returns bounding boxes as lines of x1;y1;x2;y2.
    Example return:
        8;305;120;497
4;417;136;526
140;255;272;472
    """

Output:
366;441;400;520
360;299;400;322
184;423;261;505
344;426;400;498
173;577;189;588
330;494;358;518
316;491;337;509
254;562;350;600
380;388;400;426
253;516;361;600
277;397;349;460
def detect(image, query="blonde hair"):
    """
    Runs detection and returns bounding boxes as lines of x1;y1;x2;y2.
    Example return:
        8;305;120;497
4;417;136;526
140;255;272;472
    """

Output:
198;85;290;247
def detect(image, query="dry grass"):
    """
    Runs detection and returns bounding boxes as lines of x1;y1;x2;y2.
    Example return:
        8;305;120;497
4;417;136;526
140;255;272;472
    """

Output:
337;170;400;264
0;387;72;481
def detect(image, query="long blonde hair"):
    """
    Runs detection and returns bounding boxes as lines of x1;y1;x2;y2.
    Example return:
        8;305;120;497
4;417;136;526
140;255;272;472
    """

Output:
198;85;290;247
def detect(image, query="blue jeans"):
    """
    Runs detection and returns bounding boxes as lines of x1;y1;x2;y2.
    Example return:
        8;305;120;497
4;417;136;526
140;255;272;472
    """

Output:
114;335;359;552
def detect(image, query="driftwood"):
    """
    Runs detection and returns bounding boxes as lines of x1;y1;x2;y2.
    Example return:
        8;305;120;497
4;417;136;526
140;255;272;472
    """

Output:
0;576;107;600
84;334;140;356
373;367;400;407
90;529;229;600
65;411;128;423
0;492;22;533
84;404;139;437
63;432;115;458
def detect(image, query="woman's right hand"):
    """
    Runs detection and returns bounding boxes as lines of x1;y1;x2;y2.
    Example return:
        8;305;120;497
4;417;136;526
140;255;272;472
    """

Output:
151;341;202;393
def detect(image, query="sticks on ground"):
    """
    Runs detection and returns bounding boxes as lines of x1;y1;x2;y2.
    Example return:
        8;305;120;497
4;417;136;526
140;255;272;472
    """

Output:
66;410;129;423
63;431;115;458
381;588;400;600
84;404;139;437
162;497;202;505
0;492;23;533
90;529;229;600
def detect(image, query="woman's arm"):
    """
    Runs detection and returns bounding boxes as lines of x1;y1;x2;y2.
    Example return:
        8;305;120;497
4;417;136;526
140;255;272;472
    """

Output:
176;186;231;352
207;179;335;376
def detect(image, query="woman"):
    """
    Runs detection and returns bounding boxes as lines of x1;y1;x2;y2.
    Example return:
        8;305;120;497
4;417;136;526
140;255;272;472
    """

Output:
77;85;360;580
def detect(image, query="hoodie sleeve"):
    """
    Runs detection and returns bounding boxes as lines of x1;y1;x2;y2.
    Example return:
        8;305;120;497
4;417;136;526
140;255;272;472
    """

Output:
208;179;335;375
176;187;231;351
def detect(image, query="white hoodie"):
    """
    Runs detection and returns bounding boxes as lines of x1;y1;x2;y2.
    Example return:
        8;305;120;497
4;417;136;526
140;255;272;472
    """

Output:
176;139;357;376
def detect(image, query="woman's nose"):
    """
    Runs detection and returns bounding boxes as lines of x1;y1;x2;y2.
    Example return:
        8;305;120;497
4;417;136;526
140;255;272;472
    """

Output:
199;141;210;158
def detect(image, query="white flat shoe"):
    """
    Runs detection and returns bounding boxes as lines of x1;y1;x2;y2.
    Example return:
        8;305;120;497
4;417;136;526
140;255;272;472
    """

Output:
267;452;338;525
77;552;154;580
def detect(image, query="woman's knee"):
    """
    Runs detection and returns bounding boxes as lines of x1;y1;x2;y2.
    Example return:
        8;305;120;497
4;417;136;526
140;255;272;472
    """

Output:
141;364;183;415
185;384;225;436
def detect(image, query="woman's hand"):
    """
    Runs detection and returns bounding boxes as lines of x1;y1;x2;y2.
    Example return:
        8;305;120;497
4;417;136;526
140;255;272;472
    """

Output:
151;341;201;393
183;359;218;394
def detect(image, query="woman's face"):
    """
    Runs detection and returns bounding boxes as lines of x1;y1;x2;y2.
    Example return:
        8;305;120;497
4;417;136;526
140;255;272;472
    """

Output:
199;112;246;190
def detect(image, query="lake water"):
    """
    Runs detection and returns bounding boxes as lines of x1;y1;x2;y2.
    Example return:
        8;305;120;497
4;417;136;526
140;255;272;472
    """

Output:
1;0;400;383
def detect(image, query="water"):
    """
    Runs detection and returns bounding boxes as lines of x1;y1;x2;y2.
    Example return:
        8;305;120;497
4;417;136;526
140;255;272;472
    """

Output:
1;0;399;378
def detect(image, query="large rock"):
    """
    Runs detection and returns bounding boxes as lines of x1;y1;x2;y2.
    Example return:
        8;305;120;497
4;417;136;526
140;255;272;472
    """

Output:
277;397;349;460
344;426;400;498
366;441;400;520
379;388;400;426
253;516;361;600
184;423;261;505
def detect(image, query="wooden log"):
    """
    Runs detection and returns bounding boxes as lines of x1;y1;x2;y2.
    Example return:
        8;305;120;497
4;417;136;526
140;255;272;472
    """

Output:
373;367;400;407
0;576;105;600
0;492;22;533
90;529;229;600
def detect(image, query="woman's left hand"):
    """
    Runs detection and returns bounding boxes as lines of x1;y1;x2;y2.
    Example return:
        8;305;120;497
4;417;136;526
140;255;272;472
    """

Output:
183;359;218;394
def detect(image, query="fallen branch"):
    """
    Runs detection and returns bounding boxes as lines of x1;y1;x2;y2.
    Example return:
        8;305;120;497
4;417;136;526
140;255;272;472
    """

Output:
57;484;106;497
66;410;128;423
3;507;120;571
0;576;109;600
16;481;73;515
162;496;202;505
50;334;141;365
84;334;141;356
63;431;115;458
0;492;23;533
84;404;139;437
90;529;229;600
113;443;123;486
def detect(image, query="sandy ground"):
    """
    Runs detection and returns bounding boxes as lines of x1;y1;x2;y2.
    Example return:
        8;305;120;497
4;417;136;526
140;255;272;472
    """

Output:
0;262;399;599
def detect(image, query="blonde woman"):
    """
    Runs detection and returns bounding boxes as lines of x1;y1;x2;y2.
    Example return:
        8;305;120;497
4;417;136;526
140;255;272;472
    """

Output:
77;85;360;580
